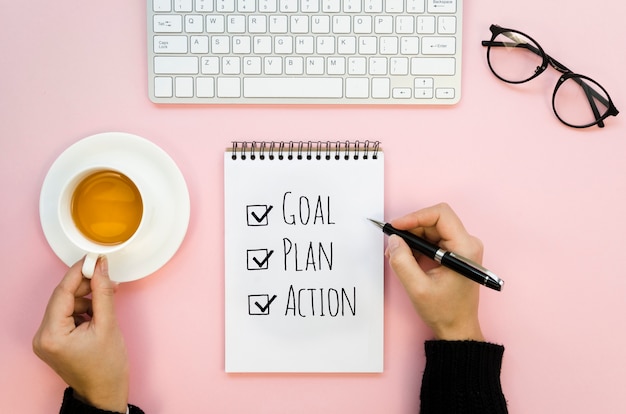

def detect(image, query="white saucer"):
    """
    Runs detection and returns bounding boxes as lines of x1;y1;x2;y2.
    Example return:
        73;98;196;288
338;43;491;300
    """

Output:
39;132;190;282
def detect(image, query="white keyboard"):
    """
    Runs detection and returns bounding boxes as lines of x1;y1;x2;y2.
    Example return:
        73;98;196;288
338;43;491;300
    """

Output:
147;0;462;104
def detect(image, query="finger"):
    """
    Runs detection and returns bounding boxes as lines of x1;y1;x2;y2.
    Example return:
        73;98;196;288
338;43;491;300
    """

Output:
386;235;430;294
73;297;93;317
74;276;93;298
390;203;468;244
90;256;118;328
45;260;89;322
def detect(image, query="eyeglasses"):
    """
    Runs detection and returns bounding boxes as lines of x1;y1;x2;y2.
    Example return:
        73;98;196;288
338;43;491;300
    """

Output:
481;24;619;129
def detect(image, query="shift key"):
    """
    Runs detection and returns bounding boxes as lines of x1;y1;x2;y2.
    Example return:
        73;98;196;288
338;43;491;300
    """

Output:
154;57;199;74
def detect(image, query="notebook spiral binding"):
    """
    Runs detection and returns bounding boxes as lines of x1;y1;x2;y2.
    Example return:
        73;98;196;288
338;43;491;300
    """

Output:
231;140;381;161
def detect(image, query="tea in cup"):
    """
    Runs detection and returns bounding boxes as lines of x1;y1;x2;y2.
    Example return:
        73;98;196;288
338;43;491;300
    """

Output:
59;167;148;277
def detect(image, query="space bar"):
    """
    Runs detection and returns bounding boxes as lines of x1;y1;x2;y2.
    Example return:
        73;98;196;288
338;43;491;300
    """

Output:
243;78;343;98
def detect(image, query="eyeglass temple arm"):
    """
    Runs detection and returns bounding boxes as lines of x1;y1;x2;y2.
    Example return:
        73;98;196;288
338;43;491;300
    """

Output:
481;40;543;56
579;79;605;127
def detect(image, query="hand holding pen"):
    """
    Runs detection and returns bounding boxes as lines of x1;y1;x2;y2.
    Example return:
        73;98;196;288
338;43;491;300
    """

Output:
379;203;495;342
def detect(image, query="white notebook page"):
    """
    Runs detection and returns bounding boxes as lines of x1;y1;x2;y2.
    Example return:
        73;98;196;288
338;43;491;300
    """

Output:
224;141;384;373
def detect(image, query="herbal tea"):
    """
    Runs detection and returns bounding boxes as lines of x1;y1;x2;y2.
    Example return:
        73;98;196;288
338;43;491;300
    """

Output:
71;170;143;245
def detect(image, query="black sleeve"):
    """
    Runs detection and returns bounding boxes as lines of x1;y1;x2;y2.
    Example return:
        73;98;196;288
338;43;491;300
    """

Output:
60;388;145;414
420;341;508;414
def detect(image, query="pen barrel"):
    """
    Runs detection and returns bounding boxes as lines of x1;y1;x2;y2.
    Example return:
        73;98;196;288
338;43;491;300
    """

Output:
441;252;503;291
382;224;439;257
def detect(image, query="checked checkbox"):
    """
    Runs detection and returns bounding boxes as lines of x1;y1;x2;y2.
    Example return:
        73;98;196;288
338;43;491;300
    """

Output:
246;204;273;226
248;294;278;315
246;249;274;270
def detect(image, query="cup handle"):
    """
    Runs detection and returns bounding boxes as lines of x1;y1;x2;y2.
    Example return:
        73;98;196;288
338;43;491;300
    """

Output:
82;253;100;278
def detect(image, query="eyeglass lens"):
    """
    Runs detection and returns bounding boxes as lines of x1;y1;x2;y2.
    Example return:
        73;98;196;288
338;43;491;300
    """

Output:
553;76;612;128
487;30;544;83
486;28;616;128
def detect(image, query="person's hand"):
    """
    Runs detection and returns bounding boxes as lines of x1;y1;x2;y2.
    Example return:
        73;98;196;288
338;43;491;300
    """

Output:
385;203;485;341
33;257;129;413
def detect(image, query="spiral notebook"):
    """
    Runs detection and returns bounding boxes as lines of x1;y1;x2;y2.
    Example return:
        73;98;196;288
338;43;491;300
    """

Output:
224;141;384;373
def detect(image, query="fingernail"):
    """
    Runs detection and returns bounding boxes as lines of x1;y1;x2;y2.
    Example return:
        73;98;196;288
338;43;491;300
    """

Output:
385;235;400;257
99;255;109;277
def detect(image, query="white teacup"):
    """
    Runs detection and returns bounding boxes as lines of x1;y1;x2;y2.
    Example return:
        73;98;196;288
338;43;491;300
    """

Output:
58;166;151;278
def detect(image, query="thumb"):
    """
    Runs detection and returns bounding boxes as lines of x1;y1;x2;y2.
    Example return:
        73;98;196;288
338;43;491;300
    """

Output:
90;256;118;327
386;235;427;290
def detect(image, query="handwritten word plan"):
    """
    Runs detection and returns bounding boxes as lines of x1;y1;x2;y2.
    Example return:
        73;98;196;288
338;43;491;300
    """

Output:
224;141;384;372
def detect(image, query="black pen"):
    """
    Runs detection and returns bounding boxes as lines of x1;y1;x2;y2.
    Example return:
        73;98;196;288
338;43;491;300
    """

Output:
368;219;504;291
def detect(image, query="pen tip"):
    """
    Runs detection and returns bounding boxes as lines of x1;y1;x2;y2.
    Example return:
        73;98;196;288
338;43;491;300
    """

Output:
368;218;384;228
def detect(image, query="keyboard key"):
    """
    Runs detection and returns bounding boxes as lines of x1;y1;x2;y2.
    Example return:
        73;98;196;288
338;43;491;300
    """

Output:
243;77;343;97
346;78;368;98
155;56;199;74
385;0;404;13
190;35;209;53
348;57;366;75
400;36;419;54
195;0;214;12
436;87;455;99
201;56;220;74
223;56;242;74
280;0;298;12
263;56;282;74
392;87;411;98
421;37;455;55
407;0;425;13
185;15;204;32
390;57;408;74
174;0;193;12
327;57;345;74
371;78;390;98
154;77;173;97
259;0;278;12
369;57;387;75
301;0;320;13
154;36;188;53
218;77;241;97
343;0;362;13
196;77;215;97
311;15;330;33
153;0;172;12
206;15;225;32
175;76;194;97
285;56;304;74
249;15;267;33
322;0;340;12
238;0;256;12
217;0;236;12
428;0;456;13
364;0;383;12
410;57;455;75
154;15;183;33
417;15;435;33
438;16;456;34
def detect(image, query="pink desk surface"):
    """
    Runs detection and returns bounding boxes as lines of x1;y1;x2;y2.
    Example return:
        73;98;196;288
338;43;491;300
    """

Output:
2;1;625;413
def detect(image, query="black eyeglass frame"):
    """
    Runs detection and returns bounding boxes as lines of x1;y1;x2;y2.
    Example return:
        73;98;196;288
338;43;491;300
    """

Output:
481;24;619;129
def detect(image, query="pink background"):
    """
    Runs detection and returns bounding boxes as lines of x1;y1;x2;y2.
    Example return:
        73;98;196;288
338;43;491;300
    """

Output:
1;1;625;412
